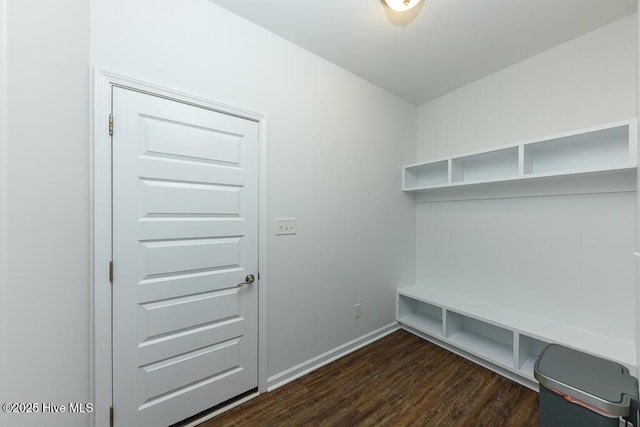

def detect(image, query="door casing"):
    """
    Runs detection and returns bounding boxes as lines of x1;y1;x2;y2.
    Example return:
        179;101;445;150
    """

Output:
91;70;269;427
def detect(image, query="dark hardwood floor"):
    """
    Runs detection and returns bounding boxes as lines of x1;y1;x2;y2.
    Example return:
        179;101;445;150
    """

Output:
198;330;539;426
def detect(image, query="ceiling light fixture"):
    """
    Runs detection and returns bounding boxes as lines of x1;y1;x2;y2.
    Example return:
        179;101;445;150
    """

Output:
383;0;422;12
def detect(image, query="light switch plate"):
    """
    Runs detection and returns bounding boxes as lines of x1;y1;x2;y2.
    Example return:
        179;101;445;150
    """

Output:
276;218;297;235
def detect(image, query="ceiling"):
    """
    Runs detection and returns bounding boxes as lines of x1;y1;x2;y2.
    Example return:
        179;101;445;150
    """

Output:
209;0;637;106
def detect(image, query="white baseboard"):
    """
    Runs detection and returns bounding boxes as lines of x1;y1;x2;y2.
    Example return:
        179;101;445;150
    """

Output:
267;322;400;391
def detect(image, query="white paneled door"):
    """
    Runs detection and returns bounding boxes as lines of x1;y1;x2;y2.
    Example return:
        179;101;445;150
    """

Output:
111;87;259;426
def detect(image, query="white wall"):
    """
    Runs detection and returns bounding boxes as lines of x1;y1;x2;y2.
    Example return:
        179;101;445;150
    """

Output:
1;1;91;427
416;16;637;342
90;0;416;378
0;0;6;418
418;15;636;160
636;0;640;374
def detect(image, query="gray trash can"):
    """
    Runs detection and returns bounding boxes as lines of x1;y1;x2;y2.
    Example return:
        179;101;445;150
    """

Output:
534;344;638;427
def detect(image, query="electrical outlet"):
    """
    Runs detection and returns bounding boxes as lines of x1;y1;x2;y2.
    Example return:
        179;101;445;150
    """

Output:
354;303;362;318
276;218;297;235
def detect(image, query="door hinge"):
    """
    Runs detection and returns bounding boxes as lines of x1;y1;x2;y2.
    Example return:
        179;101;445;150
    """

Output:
109;261;113;283
109;114;114;136
109;406;114;427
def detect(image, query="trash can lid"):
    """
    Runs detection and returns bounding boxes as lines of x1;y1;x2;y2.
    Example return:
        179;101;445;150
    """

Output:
534;344;638;417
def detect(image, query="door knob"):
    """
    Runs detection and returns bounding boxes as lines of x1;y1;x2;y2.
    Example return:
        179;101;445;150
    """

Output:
237;274;256;287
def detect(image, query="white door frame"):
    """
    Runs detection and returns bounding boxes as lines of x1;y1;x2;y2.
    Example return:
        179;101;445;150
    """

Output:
91;70;269;427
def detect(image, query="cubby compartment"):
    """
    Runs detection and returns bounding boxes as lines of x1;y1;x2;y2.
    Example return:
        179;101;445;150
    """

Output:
398;295;443;337
517;335;548;378
445;312;513;368
451;147;519;183
403;160;448;190
523;125;632;175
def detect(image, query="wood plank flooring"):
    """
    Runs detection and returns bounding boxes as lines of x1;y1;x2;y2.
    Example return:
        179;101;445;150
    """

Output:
198;330;539;426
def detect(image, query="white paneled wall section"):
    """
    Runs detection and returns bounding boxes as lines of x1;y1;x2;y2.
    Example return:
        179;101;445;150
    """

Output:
412;15;638;384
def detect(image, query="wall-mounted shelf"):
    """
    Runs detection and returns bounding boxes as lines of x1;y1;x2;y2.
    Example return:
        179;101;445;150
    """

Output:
403;120;638;195
396;285;637;389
